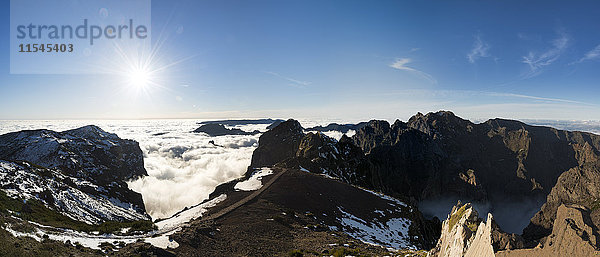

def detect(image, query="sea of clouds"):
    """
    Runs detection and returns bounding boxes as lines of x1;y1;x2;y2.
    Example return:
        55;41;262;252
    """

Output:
2;118;595;221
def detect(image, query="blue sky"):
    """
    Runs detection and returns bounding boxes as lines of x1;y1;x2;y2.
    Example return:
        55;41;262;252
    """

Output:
1;0;600;121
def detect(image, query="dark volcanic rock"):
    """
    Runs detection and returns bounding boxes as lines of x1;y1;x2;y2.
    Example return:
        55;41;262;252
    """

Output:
192;124;259;136
306;122;368;133
249;119;304;168
250;111;600;235
197;118;284;126
266;119;284;130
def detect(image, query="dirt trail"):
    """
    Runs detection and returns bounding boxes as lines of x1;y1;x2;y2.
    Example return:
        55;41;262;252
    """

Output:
197;168;287;223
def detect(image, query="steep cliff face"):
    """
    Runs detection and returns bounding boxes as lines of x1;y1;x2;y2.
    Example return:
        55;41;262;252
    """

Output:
523;161;600;241
361;111;599;201
349;111;600;233
497;204;600;257
249;119;304;168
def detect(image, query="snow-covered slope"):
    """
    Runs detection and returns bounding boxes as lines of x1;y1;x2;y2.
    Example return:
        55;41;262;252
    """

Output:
0;160;148;224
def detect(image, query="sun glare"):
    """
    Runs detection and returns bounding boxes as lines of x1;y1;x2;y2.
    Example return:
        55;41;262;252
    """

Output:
128;68;151;89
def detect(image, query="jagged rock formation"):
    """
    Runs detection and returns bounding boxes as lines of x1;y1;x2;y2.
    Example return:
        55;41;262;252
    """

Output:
497;204;600;256
250;119;305;168
192;124;259;136
247;111;600;252
257;111;600;234
430;202;526;257
523;161;600;241
464;212;495;257
429;202;494;257
0;125;149;223
351;111;600;204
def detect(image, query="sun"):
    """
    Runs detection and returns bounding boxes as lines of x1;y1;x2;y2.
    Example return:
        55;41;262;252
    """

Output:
128;67;151;89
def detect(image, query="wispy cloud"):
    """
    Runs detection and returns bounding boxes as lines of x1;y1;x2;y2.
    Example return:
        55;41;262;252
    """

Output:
576;44;600;63
521;30;569;78
389;58;437;84
487;92;594;105
265;71;311;88
467;35;491;63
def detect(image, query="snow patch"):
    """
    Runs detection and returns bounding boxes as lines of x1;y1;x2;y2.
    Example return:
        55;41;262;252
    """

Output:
336;207;414;250
234;168;273;191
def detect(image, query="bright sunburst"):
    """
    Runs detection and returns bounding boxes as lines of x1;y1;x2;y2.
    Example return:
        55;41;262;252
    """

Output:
128;67;152;89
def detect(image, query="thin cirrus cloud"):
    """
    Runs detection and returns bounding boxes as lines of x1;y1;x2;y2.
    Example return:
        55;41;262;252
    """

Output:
264;71;311;88
389;58;437;84
521;30;569;78
467;35;491;63
576;44;600;63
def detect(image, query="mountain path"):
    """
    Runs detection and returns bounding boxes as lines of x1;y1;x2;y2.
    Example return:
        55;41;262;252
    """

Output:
194;168;287;225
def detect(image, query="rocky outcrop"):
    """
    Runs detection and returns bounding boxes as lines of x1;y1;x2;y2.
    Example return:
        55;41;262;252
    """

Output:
523;161;600;241
464;212;495;257
0;125;149;221
249;119;304;168
430;202;525;257
429;202;493;257
497;204;600;257
192;124;259;136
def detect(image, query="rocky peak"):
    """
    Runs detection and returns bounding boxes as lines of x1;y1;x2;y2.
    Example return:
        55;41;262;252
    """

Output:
352;120;394;154
407;110;473;138
0;126;147;183
296;132;337;158
0;126;149;218
430;201;521;257
249;119;305;168
63;125;120;140
429;202;486;257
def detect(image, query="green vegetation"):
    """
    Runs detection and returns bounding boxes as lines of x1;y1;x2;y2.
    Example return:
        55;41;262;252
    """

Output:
288;249;304;257
466;222;479;233
448;204;468;232
0;190;155;234
0;220;101;257
330;247;369;257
